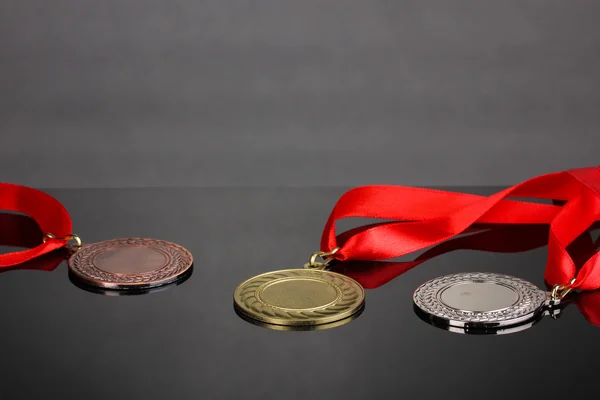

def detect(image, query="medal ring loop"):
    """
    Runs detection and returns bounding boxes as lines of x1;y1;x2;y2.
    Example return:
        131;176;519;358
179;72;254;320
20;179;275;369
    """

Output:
43;232;83;250
305;247;340;270
550;278;576;301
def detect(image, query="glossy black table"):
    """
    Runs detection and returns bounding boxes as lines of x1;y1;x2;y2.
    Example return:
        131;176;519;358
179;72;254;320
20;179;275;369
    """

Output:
1;187;598;399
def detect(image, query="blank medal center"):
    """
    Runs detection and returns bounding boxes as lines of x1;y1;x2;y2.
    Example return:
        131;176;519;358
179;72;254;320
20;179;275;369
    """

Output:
440;282;519;312
261;278;338;309
94;247;167;274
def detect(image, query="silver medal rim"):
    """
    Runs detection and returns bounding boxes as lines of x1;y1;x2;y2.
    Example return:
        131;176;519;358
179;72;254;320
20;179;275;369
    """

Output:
413;272;548;329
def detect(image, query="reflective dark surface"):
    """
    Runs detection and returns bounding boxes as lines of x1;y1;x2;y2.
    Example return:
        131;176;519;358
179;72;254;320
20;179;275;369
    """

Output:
1;187;599;399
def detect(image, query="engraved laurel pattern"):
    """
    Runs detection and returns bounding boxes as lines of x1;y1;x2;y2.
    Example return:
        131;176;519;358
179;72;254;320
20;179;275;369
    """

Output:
68;238;193;284
413;272;547;323
235;270;364;323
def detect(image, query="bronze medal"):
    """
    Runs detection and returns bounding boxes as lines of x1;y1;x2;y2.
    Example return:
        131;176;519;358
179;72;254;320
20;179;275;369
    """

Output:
67;238;193;290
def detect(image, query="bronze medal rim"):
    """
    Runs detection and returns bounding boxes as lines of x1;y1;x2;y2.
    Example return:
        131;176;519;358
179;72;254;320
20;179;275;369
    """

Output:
68;266;194;296
233;269;365;327
67;238;194;290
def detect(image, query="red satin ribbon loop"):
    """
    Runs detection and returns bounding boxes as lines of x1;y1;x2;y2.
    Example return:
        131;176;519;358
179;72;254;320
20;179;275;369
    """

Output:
0;183;72;267
321;166;600;291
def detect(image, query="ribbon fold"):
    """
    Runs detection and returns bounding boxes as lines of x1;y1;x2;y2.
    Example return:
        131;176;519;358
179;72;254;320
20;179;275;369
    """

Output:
321;166;600;291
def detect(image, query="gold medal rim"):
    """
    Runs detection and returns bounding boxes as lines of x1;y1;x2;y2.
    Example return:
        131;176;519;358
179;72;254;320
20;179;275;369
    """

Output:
234;303;365;331
233;269;365;327
67;238;194;290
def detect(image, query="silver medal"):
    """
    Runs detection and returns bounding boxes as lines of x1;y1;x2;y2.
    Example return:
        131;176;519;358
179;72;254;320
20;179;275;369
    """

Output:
413;272;561;334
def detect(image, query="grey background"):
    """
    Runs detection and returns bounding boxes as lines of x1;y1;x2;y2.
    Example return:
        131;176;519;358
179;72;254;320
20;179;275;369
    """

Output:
1;1;599;188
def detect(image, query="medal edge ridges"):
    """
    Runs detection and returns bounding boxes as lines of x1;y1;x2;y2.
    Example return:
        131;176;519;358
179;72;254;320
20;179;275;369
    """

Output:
233;269;365;326
413;272;547;324
68;238;193;285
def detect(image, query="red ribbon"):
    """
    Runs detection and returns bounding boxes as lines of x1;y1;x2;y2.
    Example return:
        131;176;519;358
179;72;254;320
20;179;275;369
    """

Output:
0;213;66;272
0;183;72;267
322;166;600;291
576;292;600;327
332;224;600;327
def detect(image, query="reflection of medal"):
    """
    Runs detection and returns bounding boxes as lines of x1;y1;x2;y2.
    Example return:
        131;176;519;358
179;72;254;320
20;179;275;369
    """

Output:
0;183;193;292
234;250;365;330
413;272;565;335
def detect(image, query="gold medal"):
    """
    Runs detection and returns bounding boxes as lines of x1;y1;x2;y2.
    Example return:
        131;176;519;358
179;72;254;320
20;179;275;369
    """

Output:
234;249;365;329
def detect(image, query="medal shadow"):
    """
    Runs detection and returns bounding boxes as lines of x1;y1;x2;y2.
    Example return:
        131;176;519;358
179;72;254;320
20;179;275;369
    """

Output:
0;213;193;296
329;223;600;335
